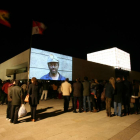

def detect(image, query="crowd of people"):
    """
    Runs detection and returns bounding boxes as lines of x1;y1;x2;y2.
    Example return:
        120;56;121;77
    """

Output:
0;75;140;124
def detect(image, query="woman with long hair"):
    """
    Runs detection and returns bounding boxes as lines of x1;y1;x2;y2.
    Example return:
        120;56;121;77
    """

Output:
105;77;115;117
28;77;39;122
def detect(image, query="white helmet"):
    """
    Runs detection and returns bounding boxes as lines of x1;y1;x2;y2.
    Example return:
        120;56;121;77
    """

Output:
47;54;59;63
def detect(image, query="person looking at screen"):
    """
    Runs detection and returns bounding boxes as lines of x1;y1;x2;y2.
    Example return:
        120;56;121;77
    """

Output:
40;54;66;80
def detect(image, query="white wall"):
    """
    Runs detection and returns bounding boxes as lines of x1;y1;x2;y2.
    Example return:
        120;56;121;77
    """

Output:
0;49;30;81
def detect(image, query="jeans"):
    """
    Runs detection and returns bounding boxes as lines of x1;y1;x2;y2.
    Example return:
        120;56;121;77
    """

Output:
114;102;122;116
83;96;91;111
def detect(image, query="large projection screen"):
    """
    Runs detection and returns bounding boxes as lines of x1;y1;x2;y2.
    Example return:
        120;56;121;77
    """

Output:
87;47;131;71
29;48;72;81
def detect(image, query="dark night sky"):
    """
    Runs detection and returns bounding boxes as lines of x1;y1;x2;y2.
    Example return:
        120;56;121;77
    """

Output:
0;7;139;72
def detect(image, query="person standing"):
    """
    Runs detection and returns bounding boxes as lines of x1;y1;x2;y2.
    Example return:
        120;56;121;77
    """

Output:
94;79;101;112
9;80;24;124
132;81;139;114
52;82;58;99
122;76;132;115
21;81;28;100
82;77;91;112
105;77;115;117
40;81;49;100
61;78;72;112
73;78;83;113
6;80;15;121
0;79;3;102
58;82;62;99
114;77;124;117
90;79;97;112
1;80;10;105
28;77;39;122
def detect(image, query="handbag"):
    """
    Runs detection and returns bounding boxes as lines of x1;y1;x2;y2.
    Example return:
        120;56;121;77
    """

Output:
24;94;29;103
131;97;135;103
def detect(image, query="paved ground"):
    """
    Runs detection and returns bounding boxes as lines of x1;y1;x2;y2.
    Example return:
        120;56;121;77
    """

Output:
0;99;140;140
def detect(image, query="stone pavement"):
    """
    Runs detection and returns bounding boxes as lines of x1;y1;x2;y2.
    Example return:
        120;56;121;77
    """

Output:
0;99;140;140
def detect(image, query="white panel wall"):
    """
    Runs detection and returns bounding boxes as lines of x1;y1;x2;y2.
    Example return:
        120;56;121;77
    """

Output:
87;47;131;71
0;49;30;81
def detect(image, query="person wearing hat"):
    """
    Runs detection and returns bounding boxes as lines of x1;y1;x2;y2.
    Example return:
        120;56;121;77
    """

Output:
40;54;66;80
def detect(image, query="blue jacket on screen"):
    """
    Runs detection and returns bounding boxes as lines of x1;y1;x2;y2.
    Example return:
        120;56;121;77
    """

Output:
40;73;66;81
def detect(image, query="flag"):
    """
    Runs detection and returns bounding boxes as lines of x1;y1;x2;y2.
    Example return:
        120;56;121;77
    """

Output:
32;21;46;35
0;10;11;27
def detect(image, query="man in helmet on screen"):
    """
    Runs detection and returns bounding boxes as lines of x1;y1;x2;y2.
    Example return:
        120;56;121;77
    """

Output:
40;54;66;80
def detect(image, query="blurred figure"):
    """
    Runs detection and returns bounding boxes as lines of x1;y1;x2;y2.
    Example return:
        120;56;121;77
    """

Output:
61;78;72;112
90;79;97;112
6;80;15;121
40;81;49;100
139;83;140;113
21;81;28;100
105;77;115;117
58;82;62;99
114;77;124;117
94;79;101;111
132;81;139;114
1;80;10;105
28;77;39;122
100;80;107;110
52;82;58;99
0;79;3;102
82;77;91;112
73;78;83;113
122;76;132;115
9;80;24;124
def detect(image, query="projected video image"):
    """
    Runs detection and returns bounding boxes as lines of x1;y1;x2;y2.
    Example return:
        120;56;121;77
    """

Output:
29;48;72;81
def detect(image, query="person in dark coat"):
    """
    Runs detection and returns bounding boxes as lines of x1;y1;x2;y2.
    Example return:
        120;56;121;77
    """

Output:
82;77;91;112
105;77;115;117
9;80;24;124
114;77;124;117
73;78;83;113
28;77;39;122
122;76;132;115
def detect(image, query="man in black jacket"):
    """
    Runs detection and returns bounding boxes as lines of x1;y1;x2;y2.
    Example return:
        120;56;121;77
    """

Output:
73;78;83;113
9;80;24;124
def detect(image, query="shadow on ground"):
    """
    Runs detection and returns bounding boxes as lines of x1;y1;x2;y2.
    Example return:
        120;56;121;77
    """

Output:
20;108;73;123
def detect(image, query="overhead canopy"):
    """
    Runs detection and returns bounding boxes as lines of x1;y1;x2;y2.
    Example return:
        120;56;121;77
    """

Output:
6;62;28;76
